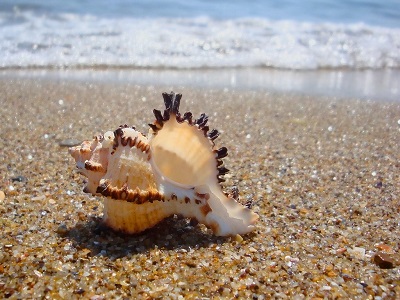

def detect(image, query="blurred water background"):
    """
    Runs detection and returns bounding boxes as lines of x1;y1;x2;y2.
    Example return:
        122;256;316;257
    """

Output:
1;0;399;100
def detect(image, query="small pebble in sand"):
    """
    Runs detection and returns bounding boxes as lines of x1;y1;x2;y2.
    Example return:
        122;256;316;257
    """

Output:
59;139;82;147
336;248;347;255
11;176;27;183
373;252;395;269
348;247;366;259
375;243;395;254
56;224;69;236
31;195;46;201
0;191;5;202
234;234;243;243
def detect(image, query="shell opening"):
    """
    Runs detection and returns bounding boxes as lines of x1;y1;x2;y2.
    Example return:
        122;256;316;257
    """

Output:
150;115;217;187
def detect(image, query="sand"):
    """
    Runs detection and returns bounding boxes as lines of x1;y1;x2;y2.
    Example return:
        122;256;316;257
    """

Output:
0;77;399;299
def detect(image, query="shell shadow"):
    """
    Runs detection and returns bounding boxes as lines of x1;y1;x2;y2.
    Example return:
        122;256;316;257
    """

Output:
63;216;229;260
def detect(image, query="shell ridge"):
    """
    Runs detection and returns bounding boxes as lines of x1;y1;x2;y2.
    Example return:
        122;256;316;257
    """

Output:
183;112;193;124
162;92;173;111
152;185;215;227
103;198;174;234
153;109;164;128
208;129;219;141
69;139;109;194
215;147;228;159
115;128;150;157
171;93;182;115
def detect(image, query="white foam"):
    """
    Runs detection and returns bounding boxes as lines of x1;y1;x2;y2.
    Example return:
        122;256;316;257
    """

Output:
1;12;400;70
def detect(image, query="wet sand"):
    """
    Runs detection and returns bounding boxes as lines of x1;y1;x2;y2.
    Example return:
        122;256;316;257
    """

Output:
0;77;399;299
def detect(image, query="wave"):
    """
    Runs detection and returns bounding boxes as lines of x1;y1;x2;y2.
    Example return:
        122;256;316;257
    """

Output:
1;12;400;70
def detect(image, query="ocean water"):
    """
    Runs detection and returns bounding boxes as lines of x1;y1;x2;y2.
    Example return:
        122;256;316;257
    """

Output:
1;0;400;70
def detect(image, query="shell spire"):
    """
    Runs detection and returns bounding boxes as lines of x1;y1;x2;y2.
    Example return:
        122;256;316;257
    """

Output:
69;92;258;236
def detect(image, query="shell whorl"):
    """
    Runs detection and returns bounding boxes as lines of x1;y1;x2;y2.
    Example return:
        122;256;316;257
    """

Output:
111;124;150;155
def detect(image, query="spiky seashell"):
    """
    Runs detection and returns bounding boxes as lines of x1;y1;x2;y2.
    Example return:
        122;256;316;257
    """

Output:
69;92;258;236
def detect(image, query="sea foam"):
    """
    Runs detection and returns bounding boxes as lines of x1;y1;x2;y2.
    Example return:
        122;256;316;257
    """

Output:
1;11;399;70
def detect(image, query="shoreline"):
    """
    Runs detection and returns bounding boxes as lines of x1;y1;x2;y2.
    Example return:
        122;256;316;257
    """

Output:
1;68;399;101
0;77;399;298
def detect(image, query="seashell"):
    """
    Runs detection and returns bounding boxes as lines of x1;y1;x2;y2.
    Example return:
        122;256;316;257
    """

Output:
69;92;258;236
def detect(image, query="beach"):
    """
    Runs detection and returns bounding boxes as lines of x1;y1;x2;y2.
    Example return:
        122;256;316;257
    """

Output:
0;74;399;299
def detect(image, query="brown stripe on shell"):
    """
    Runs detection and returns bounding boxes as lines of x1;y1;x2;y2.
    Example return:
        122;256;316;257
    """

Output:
218;166;229;175
97;181;164;204
209;221;220;234
171;93;182;115
162;92;174;111
136;140;150;153
195;113;208;128
111;126;150;155
176;114;184;123
183;112;193;124
215;147;228;159
83;185;91;194
140;142;149;152
200;203;212;216
94;134;104;142
153;109;164;125
120;134;138;148
136;140;143;150
218;177;226;183
111;128;123;154
195;192;210;200
114;127;124;137
130;136;138;148
163;109;170;122
120;136;129;147
208;129;219;141
96;180;110;194
84;161;106;173
201;125;209;136
148;123;159;132
79;147;91;155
